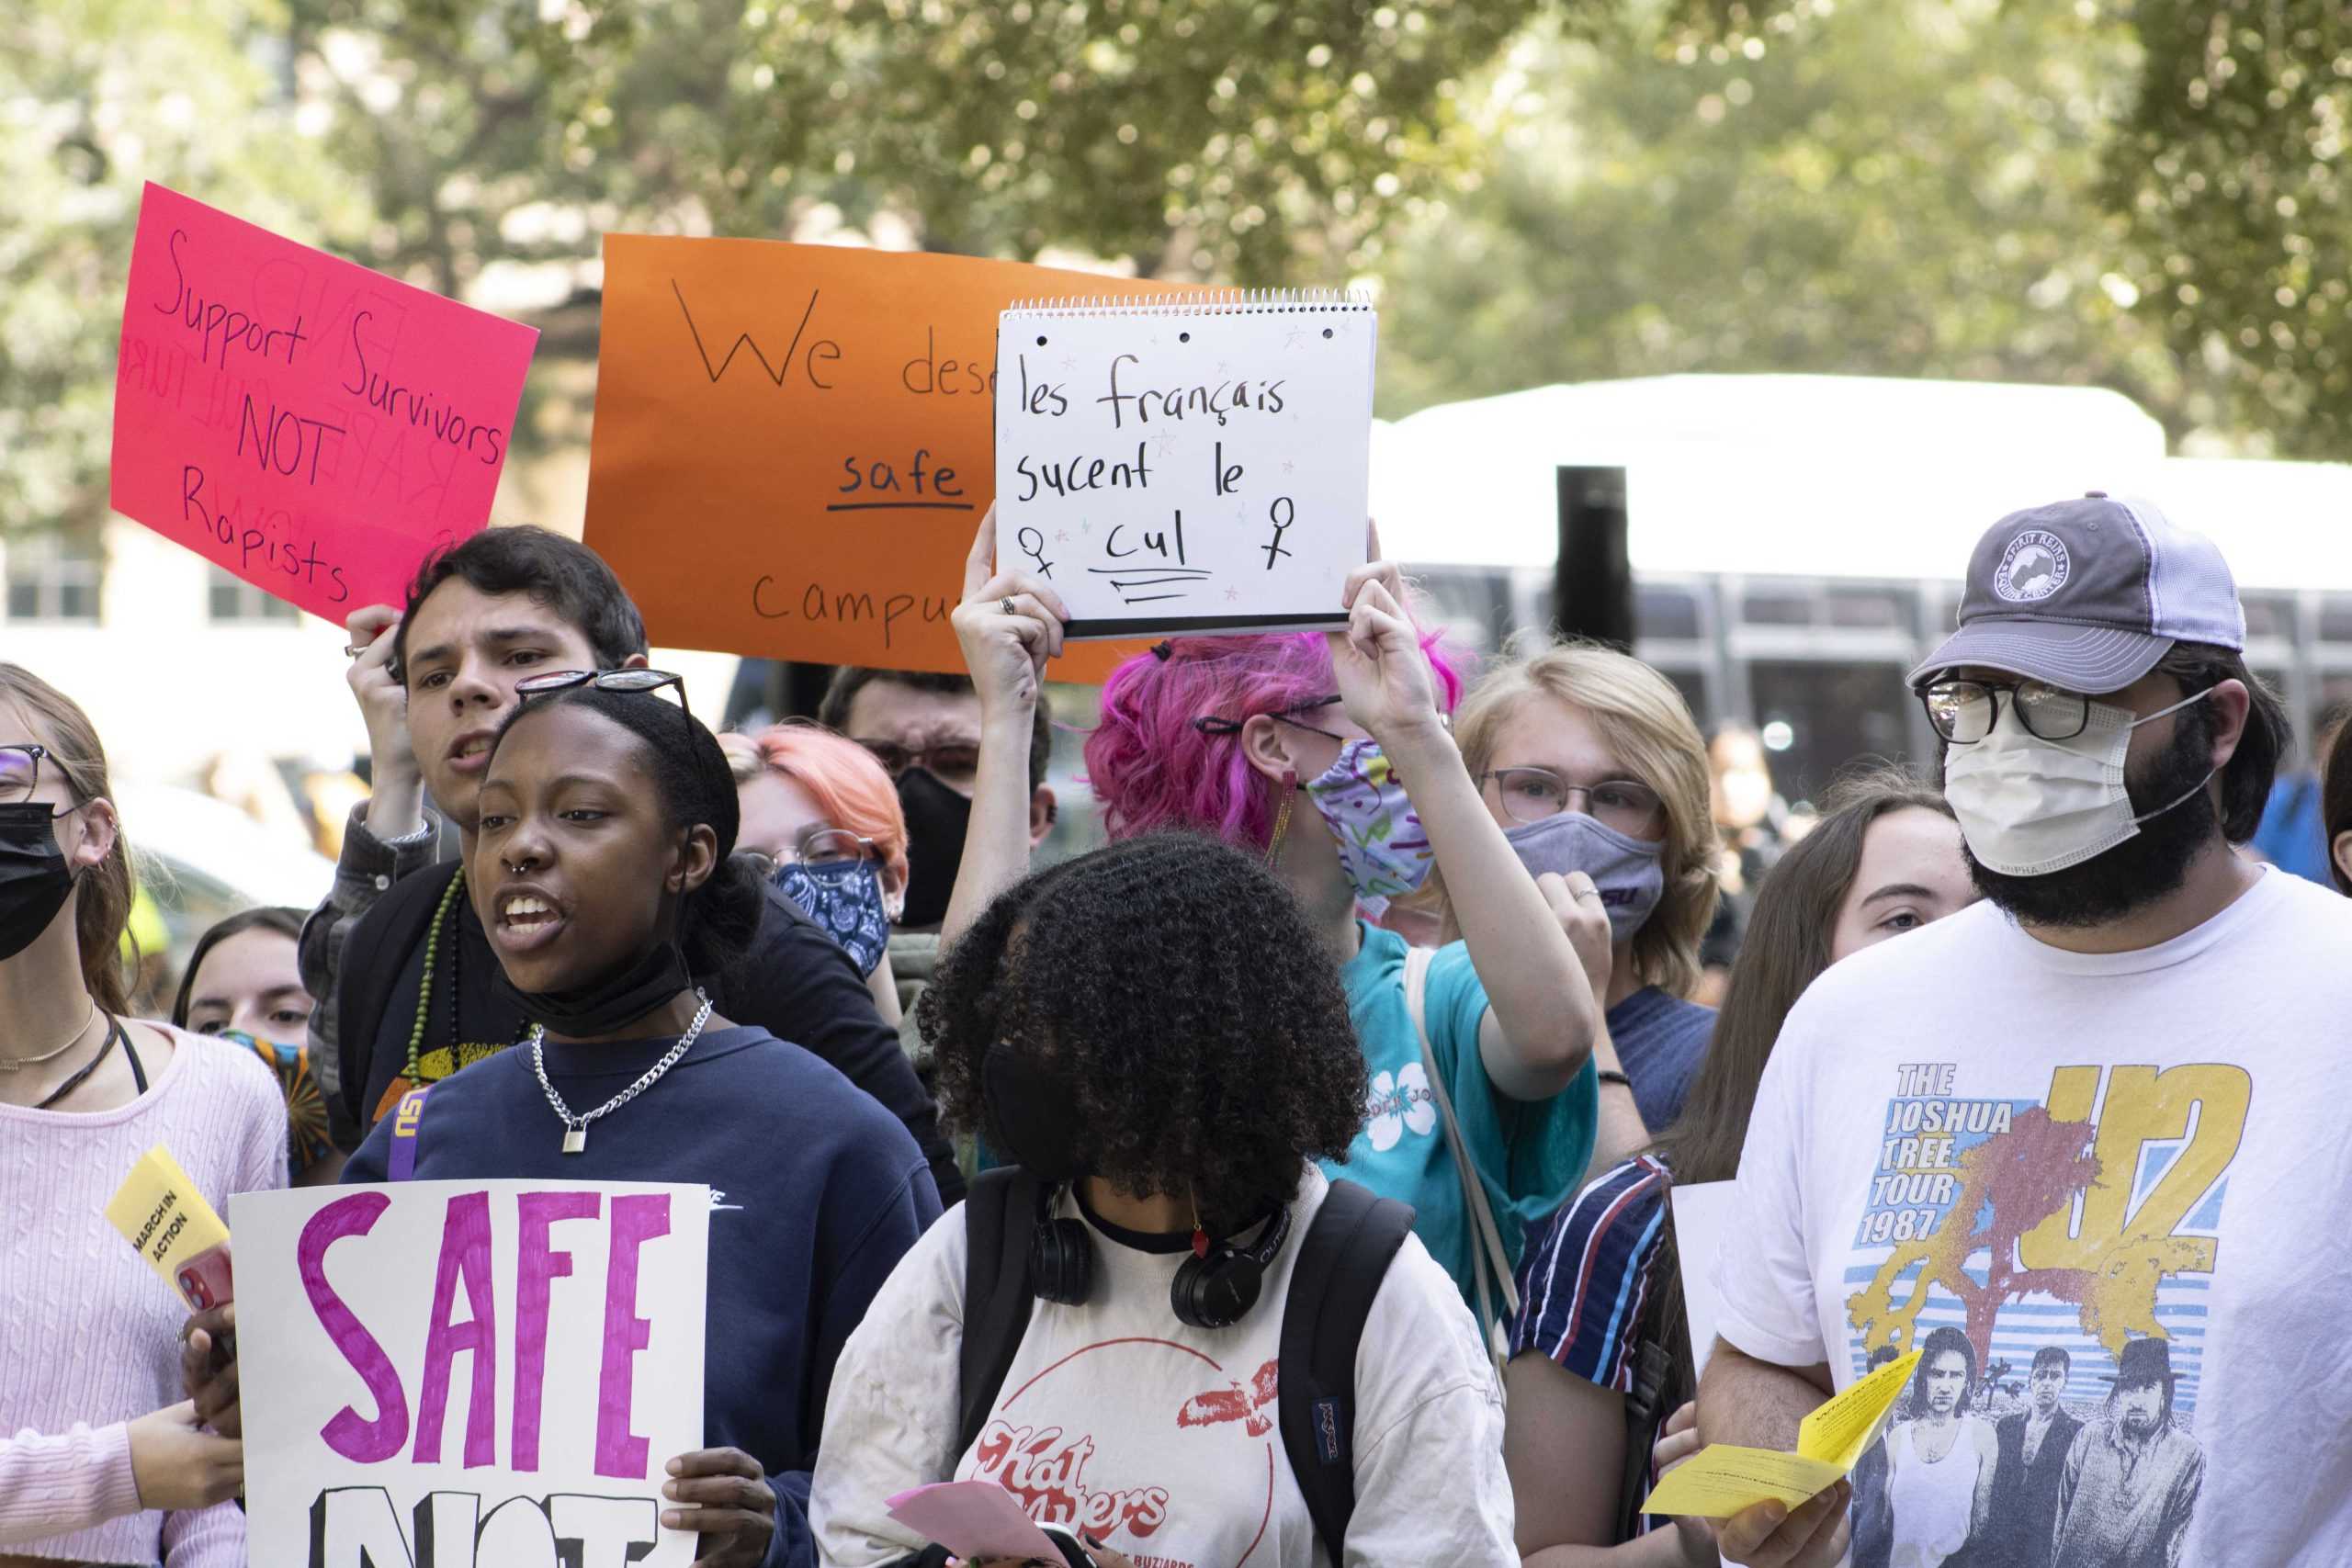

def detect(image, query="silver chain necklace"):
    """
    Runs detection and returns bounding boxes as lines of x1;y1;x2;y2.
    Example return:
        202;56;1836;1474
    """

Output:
530;988;713;1154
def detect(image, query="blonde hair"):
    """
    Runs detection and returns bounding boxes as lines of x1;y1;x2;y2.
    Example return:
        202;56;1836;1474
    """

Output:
0;663;138;1014
1447;637;1719;998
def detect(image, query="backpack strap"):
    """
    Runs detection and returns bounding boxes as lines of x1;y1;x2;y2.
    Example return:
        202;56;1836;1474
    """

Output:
1611;1176;1686;1543
1613;1291;1675;1541
1405;943;1519;1376
956;1165;1043;1458
1278;1177;1416;1564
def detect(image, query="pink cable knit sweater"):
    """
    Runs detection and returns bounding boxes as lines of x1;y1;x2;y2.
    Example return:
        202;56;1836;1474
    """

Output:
0;1025;287;1565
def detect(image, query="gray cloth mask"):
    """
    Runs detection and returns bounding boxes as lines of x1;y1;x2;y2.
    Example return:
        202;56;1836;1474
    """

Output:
1503;811;1667;942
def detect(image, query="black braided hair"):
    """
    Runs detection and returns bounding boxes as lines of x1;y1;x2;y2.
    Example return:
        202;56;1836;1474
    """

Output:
490;684;763;977
918;830;1369;1224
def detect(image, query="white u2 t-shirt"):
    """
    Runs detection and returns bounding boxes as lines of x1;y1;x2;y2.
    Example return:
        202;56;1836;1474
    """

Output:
1714;867;2352;1568
809;1166;1514;1568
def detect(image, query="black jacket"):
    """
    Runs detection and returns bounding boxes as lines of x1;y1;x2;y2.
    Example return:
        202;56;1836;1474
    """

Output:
329;855;963;1203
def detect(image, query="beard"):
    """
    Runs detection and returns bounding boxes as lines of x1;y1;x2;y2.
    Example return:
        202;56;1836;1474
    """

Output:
1964;701;2220;928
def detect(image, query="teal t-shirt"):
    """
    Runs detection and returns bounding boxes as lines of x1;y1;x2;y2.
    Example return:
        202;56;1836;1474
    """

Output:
1324;922;1598;1316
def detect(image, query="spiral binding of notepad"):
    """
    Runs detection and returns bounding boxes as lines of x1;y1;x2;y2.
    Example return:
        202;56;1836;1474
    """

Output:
1001;287;1374;316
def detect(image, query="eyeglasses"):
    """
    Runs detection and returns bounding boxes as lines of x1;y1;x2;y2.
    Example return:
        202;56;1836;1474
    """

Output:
1192;694;1344;737
1919;679;2089;745
514;667;691;714
0;744;47;806
854;739;981;783
776;826;879;865
1480;767;1666;836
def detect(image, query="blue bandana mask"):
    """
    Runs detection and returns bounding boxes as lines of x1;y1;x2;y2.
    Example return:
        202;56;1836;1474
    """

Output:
1299;739;1435;914
774;857;893;976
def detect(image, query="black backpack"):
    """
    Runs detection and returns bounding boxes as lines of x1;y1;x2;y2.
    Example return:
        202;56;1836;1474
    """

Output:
898;1167;1414;1567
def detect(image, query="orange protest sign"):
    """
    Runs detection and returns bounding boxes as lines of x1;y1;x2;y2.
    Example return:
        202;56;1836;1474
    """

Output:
583;237;1193;679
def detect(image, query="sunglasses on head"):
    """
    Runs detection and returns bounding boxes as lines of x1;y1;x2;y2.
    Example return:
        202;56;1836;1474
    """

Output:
513;670;695;748
514;668;690;708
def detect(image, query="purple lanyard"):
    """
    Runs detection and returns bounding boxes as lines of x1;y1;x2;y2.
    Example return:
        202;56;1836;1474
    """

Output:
386;1085;430;1180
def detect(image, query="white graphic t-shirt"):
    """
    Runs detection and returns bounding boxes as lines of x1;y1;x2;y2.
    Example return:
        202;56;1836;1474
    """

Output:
809;1167;1514;1568
1713;866;2352;1568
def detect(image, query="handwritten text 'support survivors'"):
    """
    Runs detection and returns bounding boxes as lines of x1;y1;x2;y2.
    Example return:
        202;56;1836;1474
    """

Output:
110;183;537;620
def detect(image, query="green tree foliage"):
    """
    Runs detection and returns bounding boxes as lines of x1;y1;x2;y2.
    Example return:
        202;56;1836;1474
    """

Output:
2107;2;2352;457
0;0;355;533
12;0;2352;546
1374;0;2202;431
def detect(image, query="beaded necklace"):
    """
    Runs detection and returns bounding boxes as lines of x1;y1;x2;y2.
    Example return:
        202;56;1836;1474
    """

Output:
402;870;469;1086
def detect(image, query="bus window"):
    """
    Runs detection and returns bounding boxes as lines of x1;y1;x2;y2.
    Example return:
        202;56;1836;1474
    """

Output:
1636;585;1703;641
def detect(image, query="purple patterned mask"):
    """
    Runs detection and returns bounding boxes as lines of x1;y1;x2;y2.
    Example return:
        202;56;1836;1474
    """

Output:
1300;739;1434;913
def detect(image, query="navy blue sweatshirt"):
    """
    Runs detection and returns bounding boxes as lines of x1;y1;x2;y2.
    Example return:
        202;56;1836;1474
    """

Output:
345;1024;943;1568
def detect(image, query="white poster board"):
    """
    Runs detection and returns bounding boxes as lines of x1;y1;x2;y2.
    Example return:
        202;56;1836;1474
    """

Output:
1668;1179;1746;1568
993;292;1376;637
232;1181;709;1568
1669;1179;1738;1380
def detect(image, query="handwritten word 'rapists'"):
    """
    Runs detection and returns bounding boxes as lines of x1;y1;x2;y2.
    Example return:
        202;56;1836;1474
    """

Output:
299;1189;672;1480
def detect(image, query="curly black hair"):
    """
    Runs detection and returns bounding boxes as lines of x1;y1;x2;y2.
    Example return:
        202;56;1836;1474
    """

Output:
919;831;1368;1224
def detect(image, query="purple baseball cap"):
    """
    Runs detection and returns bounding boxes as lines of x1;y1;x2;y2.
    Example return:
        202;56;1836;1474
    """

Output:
1907;492;2246;694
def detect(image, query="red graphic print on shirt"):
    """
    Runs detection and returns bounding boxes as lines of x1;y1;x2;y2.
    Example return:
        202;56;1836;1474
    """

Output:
973;1337;1284;1568
1178;1359;1281;1438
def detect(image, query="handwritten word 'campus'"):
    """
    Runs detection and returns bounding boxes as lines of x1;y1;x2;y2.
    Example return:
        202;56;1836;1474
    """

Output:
752;579;955;649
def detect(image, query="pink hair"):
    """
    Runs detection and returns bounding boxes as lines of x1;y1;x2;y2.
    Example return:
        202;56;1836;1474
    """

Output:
719;724;910;886
1084;628;1468;851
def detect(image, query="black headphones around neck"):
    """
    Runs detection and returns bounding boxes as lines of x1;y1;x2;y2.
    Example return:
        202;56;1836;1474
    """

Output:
1029;1183;1294;1330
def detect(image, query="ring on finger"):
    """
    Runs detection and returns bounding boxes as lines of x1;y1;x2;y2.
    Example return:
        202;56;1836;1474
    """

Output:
1001;596;1018;616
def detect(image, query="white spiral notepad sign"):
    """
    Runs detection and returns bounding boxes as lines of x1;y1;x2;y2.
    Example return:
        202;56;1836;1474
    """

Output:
993;289;1377;637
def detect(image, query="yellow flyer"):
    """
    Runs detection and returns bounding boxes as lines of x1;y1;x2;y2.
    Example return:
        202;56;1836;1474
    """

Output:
104;1145;235;1310
1642;1348;1922;1518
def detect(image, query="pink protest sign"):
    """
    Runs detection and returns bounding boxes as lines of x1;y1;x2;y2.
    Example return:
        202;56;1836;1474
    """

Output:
110;183;538;620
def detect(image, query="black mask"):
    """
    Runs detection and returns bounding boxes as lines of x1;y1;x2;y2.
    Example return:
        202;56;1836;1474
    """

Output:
0;805;77;964
896;768;972;930
982;1042;1085;1184
489;941;693;1040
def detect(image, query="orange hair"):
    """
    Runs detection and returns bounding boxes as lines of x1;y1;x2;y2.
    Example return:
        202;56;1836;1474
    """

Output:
720;723;910;887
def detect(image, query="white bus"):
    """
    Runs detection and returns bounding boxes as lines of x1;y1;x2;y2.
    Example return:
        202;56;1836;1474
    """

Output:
1372;374;2352;803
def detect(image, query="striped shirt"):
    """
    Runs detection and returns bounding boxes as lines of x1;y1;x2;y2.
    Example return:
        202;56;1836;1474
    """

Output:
1509;1153;1673;1392
1508;1154;1677;1538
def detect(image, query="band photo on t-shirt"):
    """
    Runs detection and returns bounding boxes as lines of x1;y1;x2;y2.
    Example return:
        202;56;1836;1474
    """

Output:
1840;1059;2225;1568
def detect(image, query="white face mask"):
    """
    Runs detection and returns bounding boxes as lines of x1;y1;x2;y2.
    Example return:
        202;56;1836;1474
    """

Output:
1942;686;2216;877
